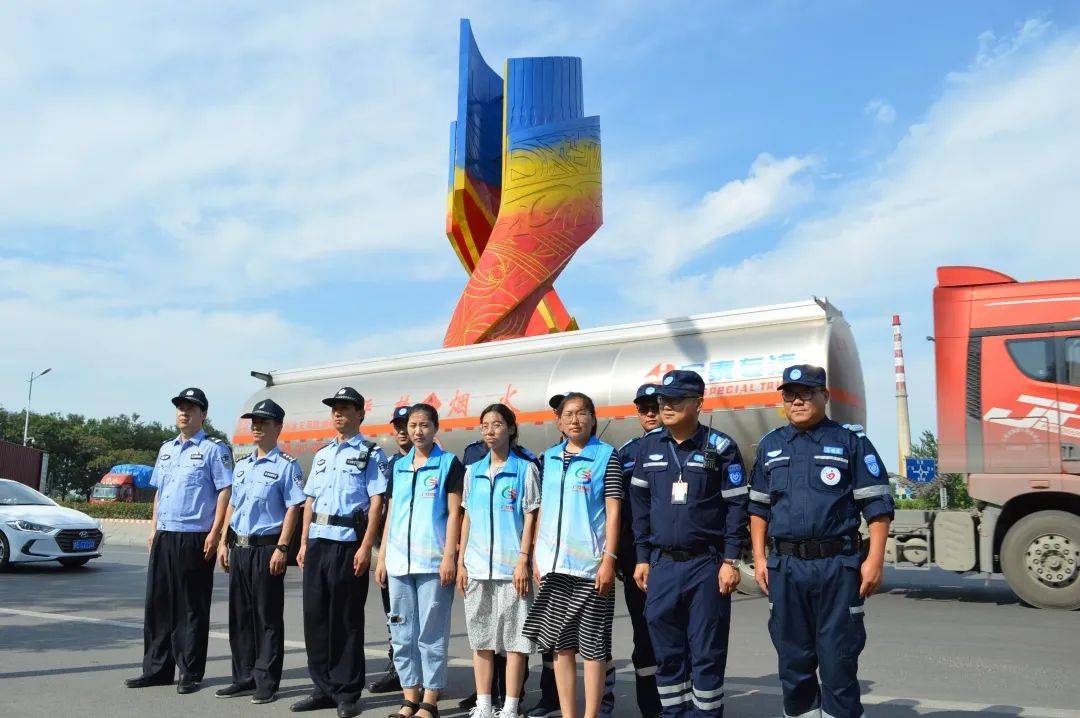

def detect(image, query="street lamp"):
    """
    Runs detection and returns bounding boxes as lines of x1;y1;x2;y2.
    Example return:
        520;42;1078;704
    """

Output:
23;367;52;446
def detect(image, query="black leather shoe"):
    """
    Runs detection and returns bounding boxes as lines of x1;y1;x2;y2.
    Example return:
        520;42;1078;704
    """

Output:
216;682;255;698
458;692;477;709
176;677;201;694
291;694;337;712
525;701;561;717
368;664;400;693
337;701;359;718
251;686;277;704
124;674;173;689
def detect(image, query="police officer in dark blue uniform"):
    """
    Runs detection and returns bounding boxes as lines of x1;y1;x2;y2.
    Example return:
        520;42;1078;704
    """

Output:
748;365;894;718
369;405;413;695
215;398;306;704
631;370;748;717
614;384;663;718
126;387;233;695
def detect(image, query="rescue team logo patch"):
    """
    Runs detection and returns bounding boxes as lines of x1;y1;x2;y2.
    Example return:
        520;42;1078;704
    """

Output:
663;376;674;385
645;386;656;395
789;368;802;380
728;465;744;486
649;453;663;461
820;466;842;486
864;454;881;477
766;449;782;458
823;446;844;456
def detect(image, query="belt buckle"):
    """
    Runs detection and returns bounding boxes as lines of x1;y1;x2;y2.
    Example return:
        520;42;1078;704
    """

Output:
672;549;689;562
315;514;329;526
236;535;251;548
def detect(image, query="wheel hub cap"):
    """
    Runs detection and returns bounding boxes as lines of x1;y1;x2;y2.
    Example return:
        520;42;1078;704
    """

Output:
1025;533;1079;588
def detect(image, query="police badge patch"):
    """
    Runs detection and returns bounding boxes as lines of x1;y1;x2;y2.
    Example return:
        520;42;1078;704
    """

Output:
728;465;744;486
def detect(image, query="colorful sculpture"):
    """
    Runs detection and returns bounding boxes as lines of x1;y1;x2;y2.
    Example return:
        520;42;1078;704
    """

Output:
443;20;601;346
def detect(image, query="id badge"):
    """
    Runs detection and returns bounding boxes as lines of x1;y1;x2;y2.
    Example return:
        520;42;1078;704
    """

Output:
671;479;688;505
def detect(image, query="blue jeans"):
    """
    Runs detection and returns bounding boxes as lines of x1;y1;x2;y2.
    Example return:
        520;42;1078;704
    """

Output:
388;573;454;690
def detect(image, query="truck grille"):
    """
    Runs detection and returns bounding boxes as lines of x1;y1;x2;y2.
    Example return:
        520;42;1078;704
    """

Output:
55;529;103;553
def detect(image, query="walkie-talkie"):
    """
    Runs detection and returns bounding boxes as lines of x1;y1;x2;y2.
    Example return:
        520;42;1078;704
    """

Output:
702;412;721;472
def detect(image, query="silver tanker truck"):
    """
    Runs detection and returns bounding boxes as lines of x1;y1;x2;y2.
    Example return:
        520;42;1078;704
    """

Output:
234;298;865;590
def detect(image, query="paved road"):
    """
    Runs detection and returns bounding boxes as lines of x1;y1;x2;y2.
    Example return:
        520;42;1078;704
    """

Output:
1;546;1078;717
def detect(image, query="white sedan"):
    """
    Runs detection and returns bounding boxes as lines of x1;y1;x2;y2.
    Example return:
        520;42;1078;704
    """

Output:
0;478;104;570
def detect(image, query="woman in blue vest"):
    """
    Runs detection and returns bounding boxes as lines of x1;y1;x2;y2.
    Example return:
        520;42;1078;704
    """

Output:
457;403;541;718
522;392;623;718
375;403;464;718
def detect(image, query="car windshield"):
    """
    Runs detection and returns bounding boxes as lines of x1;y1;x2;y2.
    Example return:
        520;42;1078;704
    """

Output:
91;485;119;499
0;481;55;506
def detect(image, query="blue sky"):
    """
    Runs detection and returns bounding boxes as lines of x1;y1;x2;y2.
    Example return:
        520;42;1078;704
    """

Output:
2;1;1079;469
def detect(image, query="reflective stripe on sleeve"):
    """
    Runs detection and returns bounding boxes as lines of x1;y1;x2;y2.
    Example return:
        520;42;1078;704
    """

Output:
721;486;749;498
635;665;657;677
853;484;889;500
630;477;650;488
749;489;771;504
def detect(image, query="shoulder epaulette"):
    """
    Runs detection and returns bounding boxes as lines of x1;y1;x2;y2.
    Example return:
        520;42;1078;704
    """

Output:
645;426;663;435
706;429;731;452
842;423;867;437
281;452;296;462
618;436;640;451
161;438;171;446
208;436;224;444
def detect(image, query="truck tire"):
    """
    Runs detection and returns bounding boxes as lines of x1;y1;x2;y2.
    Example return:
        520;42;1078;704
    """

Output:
735;547;764;596
1000;510;1080;610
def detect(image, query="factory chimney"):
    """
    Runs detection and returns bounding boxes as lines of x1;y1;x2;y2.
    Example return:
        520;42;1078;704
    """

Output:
893;314;912;477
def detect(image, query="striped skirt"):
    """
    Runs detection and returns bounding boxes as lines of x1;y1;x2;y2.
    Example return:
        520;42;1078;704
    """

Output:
521;572;614;661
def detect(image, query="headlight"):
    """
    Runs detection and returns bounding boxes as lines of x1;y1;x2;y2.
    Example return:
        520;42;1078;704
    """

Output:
6;520;55;533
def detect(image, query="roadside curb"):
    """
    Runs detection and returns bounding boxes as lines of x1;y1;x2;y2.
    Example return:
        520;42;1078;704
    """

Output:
99;518;152;547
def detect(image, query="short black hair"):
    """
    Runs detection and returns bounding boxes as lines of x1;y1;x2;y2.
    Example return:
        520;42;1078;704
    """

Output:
479;403;519;445
556;392;598;437
407;403;440;430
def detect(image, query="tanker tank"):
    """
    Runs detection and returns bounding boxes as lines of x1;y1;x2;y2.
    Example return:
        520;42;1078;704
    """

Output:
233;298;865;472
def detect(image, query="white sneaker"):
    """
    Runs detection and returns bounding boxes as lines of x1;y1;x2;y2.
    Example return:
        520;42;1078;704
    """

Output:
495;709;520;718
469;707;494;718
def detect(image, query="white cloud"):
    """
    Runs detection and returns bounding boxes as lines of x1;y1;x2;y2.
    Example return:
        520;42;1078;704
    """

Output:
585;152;817;271
863;97;897;125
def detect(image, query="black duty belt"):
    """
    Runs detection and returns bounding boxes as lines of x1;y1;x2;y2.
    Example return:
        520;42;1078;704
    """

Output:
313;511;367;531
771;535;861;560
234;533;280;549
659;547;712;562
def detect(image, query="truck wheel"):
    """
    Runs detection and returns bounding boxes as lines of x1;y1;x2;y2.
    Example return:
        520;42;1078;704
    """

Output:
1000;511;1080;610
58;557;91;568
735;547;763;596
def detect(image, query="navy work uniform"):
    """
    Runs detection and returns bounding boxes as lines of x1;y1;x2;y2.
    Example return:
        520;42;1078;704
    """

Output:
614;383;664;718
141;388;233;687
225;399;306;697
631;370;749;717
748;365;894;718
302;387;389;707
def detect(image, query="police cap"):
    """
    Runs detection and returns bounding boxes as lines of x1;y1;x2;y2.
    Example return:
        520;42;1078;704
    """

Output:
779;364;827;390
633;383;661;406
390;405;410;425
171;387;208;411
654;370;705;398
241;398;285;422
322;386;365;409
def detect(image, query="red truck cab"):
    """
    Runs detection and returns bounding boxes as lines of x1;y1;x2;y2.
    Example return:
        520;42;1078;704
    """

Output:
933;266;1080;607
90;473;137;503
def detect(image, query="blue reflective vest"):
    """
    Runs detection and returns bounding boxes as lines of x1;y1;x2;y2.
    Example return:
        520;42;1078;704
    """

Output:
463;451;531;580
385;445;457;576
535;437;615;580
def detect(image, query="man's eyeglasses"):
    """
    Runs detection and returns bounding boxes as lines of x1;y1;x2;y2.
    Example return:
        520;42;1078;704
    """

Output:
781;388;821;403
636;401;659;414
657;396;697;408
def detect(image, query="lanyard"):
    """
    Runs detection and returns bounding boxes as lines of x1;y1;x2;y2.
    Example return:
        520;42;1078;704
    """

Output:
665;441;692;483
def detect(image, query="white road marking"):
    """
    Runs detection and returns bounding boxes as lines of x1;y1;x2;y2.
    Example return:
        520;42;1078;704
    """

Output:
2;606;1077;717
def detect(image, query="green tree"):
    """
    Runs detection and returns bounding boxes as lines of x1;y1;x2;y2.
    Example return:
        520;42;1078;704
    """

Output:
898;429;973;509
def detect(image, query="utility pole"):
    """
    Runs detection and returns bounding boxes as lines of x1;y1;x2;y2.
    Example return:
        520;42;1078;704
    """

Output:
893;315;912;477
23;367;52;445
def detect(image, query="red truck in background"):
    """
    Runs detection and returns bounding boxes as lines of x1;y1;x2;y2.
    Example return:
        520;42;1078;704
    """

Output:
89;465;155;503
889;266;1080;609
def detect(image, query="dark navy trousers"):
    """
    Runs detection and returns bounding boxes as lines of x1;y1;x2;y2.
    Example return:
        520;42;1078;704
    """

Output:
645;553;730;717
766;552;866;718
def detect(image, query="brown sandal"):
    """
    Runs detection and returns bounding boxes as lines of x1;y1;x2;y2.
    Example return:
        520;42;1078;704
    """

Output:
416;702;440;718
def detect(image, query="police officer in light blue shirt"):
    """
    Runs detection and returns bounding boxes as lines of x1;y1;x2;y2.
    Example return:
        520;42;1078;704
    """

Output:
749;365;894;718
293;386;388;718
215;398;306;704
126;387;233;695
